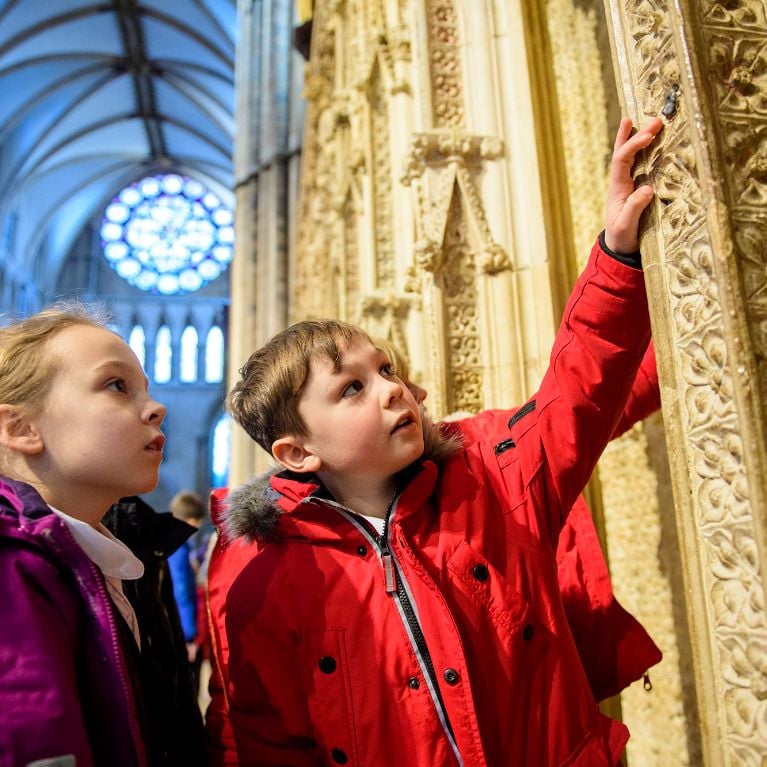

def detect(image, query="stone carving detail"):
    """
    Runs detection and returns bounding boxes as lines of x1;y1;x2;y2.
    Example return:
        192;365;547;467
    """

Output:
618;0;767;762
358;293;415;358
425;0;465;128
343;191;360;312
402;131;510;280
441;192;483;413
293;10;338;320
370;64;395;288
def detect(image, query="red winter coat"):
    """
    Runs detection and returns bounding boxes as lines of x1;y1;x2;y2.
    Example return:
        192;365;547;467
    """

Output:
203;348;661;766
222;239;656;766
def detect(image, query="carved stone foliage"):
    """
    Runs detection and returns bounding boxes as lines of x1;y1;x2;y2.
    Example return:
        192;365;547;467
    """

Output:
698;1;767;413
616;1;767;763
295;1;412;319
440;192;483;414
425;0;465;128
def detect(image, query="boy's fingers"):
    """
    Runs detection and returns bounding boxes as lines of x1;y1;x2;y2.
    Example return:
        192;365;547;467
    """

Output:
613;117;634;151
618;185;655;224
613;117;663;159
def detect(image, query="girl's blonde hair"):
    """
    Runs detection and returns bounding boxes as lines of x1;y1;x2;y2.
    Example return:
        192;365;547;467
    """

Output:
0;303;110;418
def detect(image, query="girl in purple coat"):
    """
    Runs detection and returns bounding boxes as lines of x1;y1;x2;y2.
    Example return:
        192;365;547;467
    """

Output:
0;306;166;767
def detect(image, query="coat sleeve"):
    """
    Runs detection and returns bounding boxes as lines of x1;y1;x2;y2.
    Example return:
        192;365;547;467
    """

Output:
0;546;95;767
225;550;322;767
612;339;659;437
506;237;651;539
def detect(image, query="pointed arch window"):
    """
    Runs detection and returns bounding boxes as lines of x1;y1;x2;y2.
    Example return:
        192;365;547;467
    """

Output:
180;325;198;383
205;325;225;383
128;325;146;369
154;326;172;384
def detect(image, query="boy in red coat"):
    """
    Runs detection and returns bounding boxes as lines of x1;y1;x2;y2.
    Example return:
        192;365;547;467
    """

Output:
223;116;662;766
204;342;661;766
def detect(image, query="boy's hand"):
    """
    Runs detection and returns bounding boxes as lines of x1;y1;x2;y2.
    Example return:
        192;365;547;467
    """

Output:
604;116;663;255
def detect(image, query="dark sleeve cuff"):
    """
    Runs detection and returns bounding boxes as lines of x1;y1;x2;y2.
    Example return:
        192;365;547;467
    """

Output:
599;230;642;270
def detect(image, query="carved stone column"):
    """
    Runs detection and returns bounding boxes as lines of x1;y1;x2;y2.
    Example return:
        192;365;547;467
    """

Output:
604;2;767;763
229;0;305;483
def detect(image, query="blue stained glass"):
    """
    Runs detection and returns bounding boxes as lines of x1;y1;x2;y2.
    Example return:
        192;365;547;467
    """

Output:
154;326;172;383
129;326;146;369
205;326;224;383
211;414;231;488
180;326;198;383
100;174;234;295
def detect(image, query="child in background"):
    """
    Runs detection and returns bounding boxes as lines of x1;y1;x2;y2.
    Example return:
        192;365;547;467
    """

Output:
0;306;166;767
168;491;207;666
221;117;663;766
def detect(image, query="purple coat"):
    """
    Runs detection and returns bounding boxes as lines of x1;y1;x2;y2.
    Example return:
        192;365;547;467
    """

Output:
0;478;148;767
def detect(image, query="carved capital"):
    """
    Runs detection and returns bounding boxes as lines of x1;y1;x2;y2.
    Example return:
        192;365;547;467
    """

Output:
412;238;443;273
401;131;504;184
359;293;413;319
477;244;511;275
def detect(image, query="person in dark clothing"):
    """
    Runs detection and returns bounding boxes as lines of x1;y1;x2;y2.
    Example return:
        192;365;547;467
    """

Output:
105;495;206;767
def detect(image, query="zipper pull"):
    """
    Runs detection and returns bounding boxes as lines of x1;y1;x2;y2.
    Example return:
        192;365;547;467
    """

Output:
382;551;397;593
643;673;653;691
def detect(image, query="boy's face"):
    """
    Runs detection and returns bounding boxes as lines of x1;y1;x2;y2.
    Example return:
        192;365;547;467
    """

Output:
31;324;166;517
292;339;424;483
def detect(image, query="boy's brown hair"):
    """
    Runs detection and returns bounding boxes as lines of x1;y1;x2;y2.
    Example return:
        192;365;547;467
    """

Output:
227;319;375;454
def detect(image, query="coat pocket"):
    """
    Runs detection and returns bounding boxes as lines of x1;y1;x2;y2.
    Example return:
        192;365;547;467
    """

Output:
446;540;543;654
299;628;359;765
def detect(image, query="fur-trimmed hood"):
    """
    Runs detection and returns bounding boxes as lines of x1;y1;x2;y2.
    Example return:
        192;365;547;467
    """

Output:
222;412;462;544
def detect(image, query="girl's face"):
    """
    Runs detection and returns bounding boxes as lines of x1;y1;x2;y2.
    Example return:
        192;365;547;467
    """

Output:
30;324;166;523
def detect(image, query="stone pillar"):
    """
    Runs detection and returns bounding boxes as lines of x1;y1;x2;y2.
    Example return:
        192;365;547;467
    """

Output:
229;0;305;484
604;2;767;764
544;1;693;761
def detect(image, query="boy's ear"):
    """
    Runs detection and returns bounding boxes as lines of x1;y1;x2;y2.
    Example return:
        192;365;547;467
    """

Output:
271;436;321;474
0;405;44;455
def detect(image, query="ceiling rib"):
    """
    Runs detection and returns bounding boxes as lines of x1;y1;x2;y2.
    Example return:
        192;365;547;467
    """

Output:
112;0;167;162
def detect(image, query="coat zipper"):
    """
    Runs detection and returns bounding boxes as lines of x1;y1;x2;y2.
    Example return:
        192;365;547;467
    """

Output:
312;496;463;765
379;497;462;764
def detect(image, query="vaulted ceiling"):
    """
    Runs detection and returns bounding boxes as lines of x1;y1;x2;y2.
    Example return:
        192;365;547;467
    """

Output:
0;0;237;296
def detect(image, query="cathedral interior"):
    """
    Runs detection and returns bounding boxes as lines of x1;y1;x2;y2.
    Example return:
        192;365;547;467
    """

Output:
1;1;765;764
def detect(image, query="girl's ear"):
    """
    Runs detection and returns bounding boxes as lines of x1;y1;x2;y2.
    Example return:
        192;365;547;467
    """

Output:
271;436;321;474
0;405;44;455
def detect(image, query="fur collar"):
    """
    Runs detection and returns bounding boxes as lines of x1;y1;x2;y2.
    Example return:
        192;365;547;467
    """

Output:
223;412;462;543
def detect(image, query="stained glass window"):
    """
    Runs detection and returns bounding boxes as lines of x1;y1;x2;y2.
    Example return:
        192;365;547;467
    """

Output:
211;414;231;488
155;326;172;383
128;325;146;369
100;174;234;295
205;325;225;383
180;325;198;383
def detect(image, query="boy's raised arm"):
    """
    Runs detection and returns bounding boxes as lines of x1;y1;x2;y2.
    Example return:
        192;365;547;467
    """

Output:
506;118;663;536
